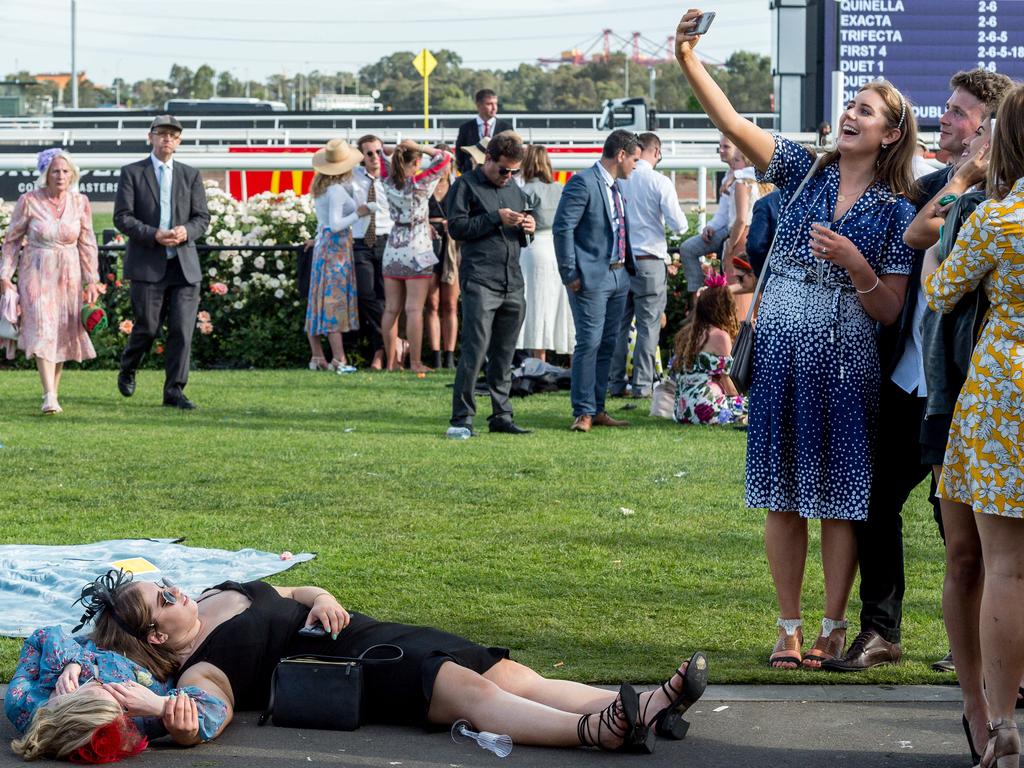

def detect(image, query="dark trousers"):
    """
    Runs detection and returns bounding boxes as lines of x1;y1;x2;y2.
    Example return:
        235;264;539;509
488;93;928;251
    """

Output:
350;236;386;353
120;257;200;398
855;379;938;644
450;280;525;427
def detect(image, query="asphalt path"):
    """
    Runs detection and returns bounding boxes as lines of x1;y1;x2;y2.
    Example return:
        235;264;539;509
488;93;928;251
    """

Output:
0;684;978;768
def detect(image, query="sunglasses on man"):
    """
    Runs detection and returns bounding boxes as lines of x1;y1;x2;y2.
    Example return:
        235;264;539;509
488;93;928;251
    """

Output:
497;166;521;177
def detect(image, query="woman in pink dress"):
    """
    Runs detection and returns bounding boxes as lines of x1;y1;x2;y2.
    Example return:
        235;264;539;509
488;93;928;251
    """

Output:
0;149;102;414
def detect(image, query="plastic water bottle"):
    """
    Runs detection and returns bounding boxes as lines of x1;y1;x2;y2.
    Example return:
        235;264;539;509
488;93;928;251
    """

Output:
446;426;473;440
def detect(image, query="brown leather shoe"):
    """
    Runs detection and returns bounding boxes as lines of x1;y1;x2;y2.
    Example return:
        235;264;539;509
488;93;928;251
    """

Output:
820;629;901;671
570;414;592;432
592;411;630;427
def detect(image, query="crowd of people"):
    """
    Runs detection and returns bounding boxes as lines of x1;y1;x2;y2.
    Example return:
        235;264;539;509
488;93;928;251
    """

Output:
1;8;1022;765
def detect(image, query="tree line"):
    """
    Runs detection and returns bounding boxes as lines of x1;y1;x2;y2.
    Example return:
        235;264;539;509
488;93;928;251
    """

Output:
8;49;770;113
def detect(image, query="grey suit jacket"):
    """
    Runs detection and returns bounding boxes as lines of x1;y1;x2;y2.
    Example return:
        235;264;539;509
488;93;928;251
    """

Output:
114;157;210;284
552;164;634;290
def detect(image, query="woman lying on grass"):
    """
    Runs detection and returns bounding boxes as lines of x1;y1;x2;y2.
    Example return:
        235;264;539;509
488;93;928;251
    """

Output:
75;569;708;755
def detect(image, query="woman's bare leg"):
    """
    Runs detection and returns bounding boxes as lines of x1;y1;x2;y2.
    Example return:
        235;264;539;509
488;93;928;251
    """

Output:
36;358;56;395
765;510;807;668
975;513;1024;724
326;331;346;365
404;278;432;372
428;662;625;749
307;334;324;360
940;497;987;751
54;362;64;393
440;281;459;352
381;279;405;370
484;657;695;727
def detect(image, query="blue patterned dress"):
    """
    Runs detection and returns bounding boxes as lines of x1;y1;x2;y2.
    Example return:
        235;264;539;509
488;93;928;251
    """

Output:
4;626;227;740
305;183;360;336
747;136;916;520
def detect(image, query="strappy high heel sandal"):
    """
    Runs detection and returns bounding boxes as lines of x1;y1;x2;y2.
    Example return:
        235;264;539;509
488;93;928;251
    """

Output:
769;618;803;669
308;357;330;371
802;618;847;669
976;719;1020;768
963;714;981;766
577;683;653;753
639;651;709;740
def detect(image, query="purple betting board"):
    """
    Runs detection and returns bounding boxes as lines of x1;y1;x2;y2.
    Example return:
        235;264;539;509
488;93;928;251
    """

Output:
823;0;1024;126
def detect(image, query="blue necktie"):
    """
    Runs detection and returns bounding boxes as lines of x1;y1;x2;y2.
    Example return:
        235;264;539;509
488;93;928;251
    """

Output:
158;163;176;258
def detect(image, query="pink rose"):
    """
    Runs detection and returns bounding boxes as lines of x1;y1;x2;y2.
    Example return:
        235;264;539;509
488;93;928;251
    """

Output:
118;320;133;334
197;310;211;323
198;321;214;335
210;282;228;296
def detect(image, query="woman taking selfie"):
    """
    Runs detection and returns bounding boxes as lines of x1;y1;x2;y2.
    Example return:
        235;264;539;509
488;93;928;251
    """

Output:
673;9;917;669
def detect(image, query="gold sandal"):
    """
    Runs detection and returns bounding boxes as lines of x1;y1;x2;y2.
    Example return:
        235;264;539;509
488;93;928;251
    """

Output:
769;618;803;669
802;618;848;669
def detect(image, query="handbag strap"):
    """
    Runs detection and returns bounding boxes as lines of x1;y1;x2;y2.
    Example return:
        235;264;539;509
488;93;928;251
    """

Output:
743;153;823;324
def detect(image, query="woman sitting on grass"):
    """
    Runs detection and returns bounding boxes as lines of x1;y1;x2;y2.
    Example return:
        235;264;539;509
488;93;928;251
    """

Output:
5;595;227;763
80;570;708;755
669;275;747;425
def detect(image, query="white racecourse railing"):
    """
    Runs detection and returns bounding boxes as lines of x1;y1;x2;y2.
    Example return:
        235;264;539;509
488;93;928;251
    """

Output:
2;112;781;132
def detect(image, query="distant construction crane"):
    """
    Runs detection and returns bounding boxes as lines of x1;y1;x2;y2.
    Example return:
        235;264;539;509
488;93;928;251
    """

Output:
537;30;674;68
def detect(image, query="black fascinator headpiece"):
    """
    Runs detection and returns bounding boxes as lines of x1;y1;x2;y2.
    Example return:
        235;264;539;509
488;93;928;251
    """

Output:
72;569;135;634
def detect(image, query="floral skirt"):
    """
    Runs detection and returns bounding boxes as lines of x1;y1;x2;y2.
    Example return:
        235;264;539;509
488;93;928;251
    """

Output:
305;229;358;336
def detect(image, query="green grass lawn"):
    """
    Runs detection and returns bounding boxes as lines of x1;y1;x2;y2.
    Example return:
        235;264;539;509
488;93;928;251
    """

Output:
0;370;952;687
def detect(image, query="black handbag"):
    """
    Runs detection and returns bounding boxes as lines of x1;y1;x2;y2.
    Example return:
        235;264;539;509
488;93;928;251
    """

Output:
730;155;823;394
258;643;403;730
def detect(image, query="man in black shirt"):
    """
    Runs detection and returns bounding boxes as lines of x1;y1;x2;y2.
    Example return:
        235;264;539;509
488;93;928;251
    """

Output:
446;132;535;437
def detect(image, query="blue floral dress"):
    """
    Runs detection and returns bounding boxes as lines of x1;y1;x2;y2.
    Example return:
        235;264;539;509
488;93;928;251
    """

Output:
747;136;916;520
4;626;227;740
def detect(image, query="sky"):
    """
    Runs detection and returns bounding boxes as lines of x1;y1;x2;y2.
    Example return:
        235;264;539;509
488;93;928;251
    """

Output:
1;0;770;88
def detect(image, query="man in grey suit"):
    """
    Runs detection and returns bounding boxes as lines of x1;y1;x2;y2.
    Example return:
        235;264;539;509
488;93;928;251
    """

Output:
115;115;210;409
553;130;640;432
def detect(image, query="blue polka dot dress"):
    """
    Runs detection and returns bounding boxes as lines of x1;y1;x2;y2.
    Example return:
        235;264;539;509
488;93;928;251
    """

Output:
746;136;916;520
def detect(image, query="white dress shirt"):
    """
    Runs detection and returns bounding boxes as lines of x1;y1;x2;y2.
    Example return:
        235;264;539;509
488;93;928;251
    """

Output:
890;284;929;397
350;165;393;239
706;171;735;234
620;158;688;261
595;161;620;240
476;116;497;141
150;153;175;257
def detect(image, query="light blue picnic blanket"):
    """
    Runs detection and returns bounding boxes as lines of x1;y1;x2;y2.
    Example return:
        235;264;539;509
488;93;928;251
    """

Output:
0;538;315;637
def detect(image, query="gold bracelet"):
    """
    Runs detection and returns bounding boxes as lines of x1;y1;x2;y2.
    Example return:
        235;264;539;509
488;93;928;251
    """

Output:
856;275;881;294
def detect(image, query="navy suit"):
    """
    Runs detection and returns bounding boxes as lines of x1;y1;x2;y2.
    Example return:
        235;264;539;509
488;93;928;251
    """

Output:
553;164;635;417
114;156;210;399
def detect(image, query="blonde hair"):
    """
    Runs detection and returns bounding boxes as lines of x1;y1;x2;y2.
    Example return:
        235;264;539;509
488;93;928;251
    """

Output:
987;84;1024;200
522;145;554;184
820;80;918;199
310;170;352;198
36;150;81;191
11;696;122;761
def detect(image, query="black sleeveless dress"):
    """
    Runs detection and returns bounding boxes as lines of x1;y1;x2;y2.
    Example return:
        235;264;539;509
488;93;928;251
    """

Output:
176;581;508;725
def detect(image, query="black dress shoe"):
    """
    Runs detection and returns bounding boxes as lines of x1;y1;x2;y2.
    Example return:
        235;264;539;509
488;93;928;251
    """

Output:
821;629;901;671
117;369;136;397
163;393;197;410
488;419;532;434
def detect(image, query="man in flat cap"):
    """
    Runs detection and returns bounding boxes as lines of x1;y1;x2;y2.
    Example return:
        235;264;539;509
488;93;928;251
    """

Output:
114;115;210;409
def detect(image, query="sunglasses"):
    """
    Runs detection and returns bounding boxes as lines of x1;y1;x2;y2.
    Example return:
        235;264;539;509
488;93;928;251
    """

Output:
497;166;521;176
156;578;177;606
363;148;383;157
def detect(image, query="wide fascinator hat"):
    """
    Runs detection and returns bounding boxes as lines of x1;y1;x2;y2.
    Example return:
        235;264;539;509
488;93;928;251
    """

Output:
312;139;363;176
81;303;108;335
460;136;490;167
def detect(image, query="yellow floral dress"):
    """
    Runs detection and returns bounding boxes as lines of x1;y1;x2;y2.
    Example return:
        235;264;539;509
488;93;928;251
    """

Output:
924;178;1024;518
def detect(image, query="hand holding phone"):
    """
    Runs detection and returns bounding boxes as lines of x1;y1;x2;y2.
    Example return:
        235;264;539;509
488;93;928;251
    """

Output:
298;623;327;637
693;11;716;35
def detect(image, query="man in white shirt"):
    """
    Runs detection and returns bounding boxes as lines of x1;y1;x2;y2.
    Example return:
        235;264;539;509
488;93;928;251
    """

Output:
350;134;393;370
609;132;689;398
455;89;512;175
675;135;738;297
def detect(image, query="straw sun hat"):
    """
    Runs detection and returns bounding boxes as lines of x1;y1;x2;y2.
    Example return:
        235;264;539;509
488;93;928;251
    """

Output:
460;137;490;167
312;139;363;175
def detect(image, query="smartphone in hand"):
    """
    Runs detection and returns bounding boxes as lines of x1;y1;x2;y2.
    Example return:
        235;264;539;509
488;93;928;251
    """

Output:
693;12;716;35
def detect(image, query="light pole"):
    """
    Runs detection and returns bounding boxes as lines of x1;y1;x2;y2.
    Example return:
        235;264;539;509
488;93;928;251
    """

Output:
70;0;78;108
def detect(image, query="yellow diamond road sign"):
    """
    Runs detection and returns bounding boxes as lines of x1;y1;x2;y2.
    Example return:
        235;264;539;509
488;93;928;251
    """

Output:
413;49;437;79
